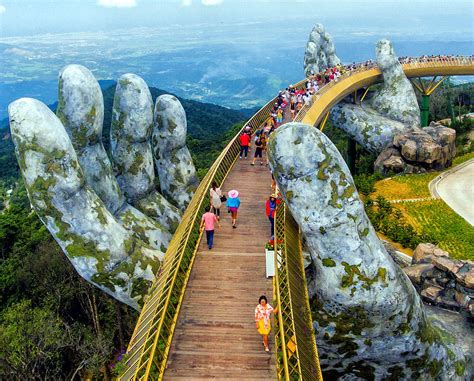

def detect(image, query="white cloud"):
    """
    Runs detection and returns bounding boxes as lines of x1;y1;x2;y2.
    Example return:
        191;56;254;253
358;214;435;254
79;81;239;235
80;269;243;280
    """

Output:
201;0;223;5
0;5;6;14
181;0;192;6
97;0;137;8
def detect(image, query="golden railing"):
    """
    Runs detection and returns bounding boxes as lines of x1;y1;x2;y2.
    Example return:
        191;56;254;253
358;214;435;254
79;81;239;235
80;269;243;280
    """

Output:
273;203;322;381
294;56;474;127
119;79;306;381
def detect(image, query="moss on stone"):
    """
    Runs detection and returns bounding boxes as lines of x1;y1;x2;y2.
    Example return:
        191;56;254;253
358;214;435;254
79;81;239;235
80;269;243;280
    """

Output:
454;360;466;376
340;261;388;289
128;152;144;176
322;258;336;267
317;157;330;180
329;180;342;209
167;118;178;133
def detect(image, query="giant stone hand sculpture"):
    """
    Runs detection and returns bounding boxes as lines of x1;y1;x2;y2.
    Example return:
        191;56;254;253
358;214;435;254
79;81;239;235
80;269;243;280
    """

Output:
268;123;470;380
304;24;456;173
8;65;198;310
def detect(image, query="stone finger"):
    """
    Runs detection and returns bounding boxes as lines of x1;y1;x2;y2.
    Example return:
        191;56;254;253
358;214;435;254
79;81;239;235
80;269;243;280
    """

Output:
57;64;172;250
152;94;198;210
267;122;428;370
9;98;163;310
57;64;125;214
111;74;182;231
369;39;420;127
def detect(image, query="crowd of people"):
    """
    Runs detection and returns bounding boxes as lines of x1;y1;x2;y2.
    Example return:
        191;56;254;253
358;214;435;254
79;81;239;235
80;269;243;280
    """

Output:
398;55;473;64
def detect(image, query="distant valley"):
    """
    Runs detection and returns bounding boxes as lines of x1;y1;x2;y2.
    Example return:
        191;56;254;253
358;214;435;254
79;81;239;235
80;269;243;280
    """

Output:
1;23;473;124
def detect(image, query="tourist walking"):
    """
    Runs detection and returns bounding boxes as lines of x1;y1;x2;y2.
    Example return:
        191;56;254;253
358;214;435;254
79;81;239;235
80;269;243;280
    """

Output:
239;131;250;159
251;135;264;166
226;189;240;228
265;194;280;238
210;181;223;220
276;107;283;125
200;206;220;250
255;295;277;352
290;95;296;119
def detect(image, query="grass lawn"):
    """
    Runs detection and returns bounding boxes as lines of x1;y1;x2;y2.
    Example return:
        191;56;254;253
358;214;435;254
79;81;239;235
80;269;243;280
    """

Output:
371;152;474;260
394;200;474;260
374;173;437;200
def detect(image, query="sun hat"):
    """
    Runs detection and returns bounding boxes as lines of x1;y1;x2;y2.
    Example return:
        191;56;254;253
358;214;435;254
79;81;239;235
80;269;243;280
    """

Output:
228;190;239;198
270;194;277;199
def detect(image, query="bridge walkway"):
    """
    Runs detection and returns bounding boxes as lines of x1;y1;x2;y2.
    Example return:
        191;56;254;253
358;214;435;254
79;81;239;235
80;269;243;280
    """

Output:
163;147;276;379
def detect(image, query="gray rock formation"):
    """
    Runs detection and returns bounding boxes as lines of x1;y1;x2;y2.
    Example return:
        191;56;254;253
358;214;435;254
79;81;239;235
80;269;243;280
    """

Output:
330;39;421;154
8;66;199;310
111;74;182;232
152;95;198;210
304;24;456;174
303;24;340;77
268;122;470;380
404;243;473;318
57;65;170;252
9;98;163;310
375;122;457;174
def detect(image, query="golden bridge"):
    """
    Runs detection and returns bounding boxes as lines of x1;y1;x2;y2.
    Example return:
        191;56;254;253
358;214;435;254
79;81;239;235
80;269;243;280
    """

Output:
119;56;474;381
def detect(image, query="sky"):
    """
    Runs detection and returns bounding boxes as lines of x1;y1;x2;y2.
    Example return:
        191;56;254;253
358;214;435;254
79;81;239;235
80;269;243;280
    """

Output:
0;0;473;41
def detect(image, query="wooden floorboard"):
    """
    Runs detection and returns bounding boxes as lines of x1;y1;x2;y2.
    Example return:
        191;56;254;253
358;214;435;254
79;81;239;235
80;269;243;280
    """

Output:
164;145;276;380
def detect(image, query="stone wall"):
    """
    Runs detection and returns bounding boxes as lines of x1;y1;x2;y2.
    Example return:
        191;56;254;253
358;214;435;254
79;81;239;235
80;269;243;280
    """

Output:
403;243;473;319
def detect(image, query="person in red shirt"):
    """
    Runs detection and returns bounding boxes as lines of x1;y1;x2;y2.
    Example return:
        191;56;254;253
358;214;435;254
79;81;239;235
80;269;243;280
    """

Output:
265;194;281;238
200;206;220;249
239;131;251;159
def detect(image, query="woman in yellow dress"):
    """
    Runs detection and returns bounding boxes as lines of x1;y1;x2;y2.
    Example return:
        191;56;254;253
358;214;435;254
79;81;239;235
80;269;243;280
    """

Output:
255;295;278;352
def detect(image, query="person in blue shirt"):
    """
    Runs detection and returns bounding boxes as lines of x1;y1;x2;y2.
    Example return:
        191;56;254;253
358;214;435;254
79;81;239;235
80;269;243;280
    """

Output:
226;189;241;229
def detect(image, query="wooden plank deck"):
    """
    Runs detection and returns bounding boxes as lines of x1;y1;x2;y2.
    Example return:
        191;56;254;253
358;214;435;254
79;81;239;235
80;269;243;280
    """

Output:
163;147;276;380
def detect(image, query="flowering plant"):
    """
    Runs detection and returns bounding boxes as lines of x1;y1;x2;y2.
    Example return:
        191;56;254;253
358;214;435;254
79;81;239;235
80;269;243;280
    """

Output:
265;239;283;250
265;239;275;250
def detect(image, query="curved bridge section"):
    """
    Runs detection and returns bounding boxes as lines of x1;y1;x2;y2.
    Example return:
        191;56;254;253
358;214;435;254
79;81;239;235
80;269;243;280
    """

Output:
295;56;474;126
120;56;474;381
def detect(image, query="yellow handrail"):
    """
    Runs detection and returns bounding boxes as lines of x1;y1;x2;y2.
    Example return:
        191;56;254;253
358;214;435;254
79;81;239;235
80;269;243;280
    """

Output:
273;203;322;381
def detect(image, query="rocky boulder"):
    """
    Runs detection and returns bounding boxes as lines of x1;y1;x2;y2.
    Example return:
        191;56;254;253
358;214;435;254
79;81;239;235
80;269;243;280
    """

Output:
403;243;473;319
375;123;456;174
412;243;449;264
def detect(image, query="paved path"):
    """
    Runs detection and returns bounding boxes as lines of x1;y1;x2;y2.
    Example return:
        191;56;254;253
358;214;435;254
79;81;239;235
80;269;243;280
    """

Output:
164;148;275;380
431;159;474;226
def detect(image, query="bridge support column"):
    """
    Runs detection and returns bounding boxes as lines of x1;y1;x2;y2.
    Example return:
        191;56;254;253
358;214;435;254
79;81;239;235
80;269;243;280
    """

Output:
347;137;357;174
421;94;430;127
410;76;449;127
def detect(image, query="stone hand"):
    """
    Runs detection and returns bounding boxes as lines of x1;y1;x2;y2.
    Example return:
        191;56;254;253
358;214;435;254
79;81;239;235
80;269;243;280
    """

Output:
8;65;198;310
305;25;455;173
268;123;467;379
